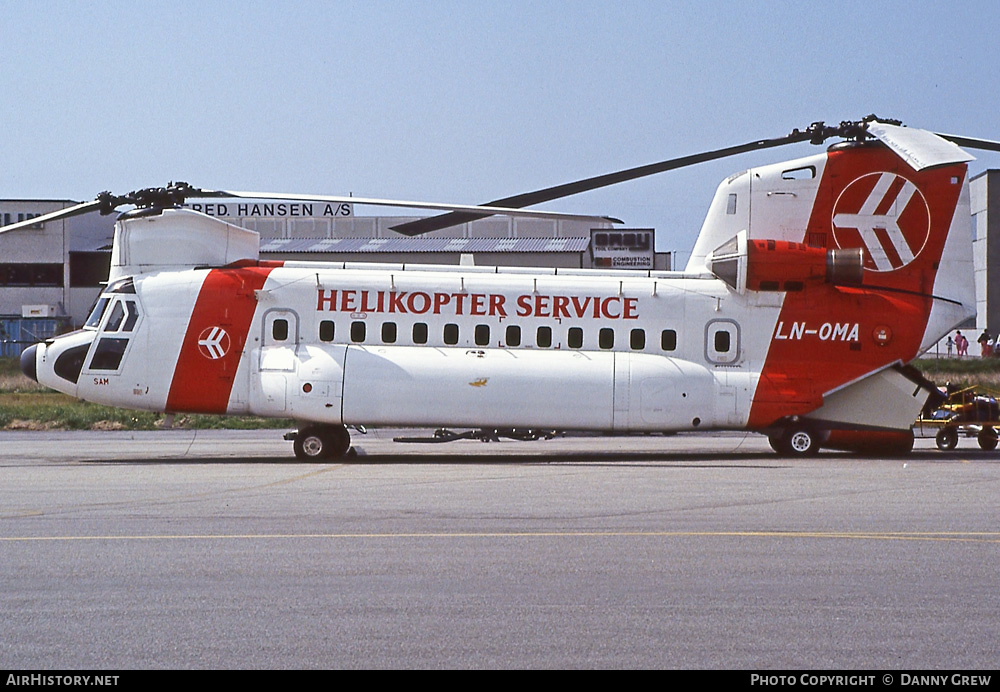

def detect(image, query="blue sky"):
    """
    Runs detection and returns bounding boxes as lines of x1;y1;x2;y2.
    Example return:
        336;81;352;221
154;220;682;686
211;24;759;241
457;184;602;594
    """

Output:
2;1;999;262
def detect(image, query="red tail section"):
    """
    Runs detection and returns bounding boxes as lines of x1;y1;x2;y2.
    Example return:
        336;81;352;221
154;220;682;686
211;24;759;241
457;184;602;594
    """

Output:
748;143;968;428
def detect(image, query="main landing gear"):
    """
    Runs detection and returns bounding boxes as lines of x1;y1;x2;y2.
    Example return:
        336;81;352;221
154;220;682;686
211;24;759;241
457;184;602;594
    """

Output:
768;425;916;456
767;426;820;457
286;424;352;460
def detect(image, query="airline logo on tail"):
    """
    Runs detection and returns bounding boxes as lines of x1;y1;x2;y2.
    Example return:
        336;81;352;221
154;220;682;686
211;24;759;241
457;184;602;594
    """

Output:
831;172;930;272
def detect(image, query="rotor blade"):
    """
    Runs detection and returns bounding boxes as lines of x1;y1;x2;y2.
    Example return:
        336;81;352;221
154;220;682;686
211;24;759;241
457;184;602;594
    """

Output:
201;189;623;225
0;200;103;235
868;122;974;171
390;130;814;236
934;132;1000;154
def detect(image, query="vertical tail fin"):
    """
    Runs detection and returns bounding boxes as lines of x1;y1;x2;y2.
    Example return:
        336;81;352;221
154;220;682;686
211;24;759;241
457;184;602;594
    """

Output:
743;136;975;429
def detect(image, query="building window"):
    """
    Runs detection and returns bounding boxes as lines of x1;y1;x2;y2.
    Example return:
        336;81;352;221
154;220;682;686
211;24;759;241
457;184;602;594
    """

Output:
69;252;111;288
0;263;64;287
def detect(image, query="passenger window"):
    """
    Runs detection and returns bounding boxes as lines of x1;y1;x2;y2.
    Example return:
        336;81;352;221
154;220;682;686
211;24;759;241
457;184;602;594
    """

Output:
413;322;428;345
715;331;731;353
475;324;490;346
536;326;552;348
782;165;816;180
444;323;459;345
506;325;521;347
599;328;614;350
568;327;583;349
272;319;289;341
661;329;677;351
630;329;645;350
319;320;335;342
382;322;397;344
705;319;740;364
351;321;366;343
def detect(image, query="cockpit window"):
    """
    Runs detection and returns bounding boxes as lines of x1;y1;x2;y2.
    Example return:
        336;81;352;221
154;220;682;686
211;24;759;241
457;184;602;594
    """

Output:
105;301;126;332
100;299;140;333
84;298;110;329
122;301;139;331
89;337;129;371
54;344;89;383
107;277;136;294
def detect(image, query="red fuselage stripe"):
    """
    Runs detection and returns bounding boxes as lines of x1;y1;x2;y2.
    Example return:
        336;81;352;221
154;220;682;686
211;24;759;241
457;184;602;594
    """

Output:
165;266;277;414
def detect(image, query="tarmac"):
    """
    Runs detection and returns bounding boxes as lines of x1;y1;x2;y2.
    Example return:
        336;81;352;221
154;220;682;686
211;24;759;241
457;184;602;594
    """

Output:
1;429;998;669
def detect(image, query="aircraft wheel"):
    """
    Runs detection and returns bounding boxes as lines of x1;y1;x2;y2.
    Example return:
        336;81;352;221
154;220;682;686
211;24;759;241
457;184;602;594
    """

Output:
977;427;998;451
293;424;352;460
781;427;820;456
935;427;959;451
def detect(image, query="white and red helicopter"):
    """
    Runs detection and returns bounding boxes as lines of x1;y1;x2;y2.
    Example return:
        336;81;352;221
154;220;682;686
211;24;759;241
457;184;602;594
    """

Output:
4;116;998;459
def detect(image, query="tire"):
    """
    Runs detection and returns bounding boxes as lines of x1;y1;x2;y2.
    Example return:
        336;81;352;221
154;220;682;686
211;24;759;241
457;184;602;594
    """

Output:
978;427;998;451
780;427;820;456
293;424;352;460
936;427;959;451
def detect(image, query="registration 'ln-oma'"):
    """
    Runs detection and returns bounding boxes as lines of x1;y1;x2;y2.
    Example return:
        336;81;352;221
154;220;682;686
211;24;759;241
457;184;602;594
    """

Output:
5;116;998;458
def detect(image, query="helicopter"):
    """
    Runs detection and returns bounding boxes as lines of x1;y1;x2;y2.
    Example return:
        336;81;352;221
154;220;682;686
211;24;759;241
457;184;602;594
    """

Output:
4;115;998;459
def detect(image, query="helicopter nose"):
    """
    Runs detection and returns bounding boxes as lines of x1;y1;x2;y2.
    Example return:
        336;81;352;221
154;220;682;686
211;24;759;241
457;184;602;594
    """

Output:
20;344;38;382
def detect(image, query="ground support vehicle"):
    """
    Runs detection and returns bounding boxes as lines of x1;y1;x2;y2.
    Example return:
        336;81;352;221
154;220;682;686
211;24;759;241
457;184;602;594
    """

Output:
914;386;1000;451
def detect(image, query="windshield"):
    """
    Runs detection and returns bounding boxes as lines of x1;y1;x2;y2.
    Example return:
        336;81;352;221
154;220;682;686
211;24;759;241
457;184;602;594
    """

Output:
84;297;110;330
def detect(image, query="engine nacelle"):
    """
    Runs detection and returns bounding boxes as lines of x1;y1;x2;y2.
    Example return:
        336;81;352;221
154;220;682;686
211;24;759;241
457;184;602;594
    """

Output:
708;231;863;293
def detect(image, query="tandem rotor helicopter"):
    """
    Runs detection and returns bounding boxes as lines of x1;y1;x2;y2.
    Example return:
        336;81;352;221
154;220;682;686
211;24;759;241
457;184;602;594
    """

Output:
4;115;999;459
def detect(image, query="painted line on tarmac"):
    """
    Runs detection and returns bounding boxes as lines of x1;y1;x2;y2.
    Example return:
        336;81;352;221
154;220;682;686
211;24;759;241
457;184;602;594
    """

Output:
2;530;999;543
